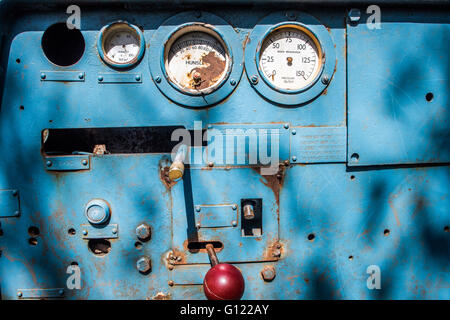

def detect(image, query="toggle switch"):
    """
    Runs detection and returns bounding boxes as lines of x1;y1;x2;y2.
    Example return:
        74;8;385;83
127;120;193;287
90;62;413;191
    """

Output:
168;144;187;182
203;244;245;300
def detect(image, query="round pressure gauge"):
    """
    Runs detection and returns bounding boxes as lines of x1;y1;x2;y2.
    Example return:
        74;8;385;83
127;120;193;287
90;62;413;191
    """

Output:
258;25;323;92
98;21;145;68
164;25;231;94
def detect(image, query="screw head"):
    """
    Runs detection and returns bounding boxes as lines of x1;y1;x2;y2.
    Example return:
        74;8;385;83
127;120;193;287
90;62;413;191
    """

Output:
261;266;276;282
272;249;281;258
136;223;151;240
98;75;103;82
195;206;201;212
232;204;237;210
46;160;52;167
17;291;23;297
292;156;297;162
250;75;259;84
112;228;118;234
168;265;174;270
168;280;174;286
82;159;88;166
231;220;238;227
208;161;214;167
82;229;88;236
78;73;84;79
196;222;201;229
136;256;151;273
348;8;361;22
135;75;141;81
291;129;297;135
283;123;290;129
155;76;161;83
321;75;330;85
40;73;46;80
58;289;64;296
230;79;236;86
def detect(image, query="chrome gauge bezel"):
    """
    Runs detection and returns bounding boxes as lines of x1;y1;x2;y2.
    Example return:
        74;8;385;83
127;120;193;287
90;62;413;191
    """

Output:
97;21;145;69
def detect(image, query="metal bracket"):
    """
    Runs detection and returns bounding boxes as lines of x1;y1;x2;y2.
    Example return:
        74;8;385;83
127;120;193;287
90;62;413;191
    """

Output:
17;288;65;299
81;223;119;239
98;73;142;83
40;71;85;82
194;204;238;228
44;155;90;171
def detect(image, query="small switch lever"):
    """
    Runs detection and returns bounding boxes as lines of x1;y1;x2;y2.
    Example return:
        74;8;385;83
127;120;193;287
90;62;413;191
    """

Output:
168;144;187;182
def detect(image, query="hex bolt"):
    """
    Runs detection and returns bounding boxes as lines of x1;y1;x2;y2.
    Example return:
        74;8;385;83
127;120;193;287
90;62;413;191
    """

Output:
136;256;152;273
348;8;361;23
250;75;259;84
243;204;255;220
17;291;23;297
136;223;151;240
272;249;281;258
46;160;52;167
261;265;276;282
98;75;104;82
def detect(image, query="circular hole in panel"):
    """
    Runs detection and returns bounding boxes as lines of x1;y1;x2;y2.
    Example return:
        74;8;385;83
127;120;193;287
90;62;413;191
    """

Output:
28;226;40;237
425;92;434;102
28;238;38;246
307;233;315;241
42;23;85;66
88;239;111;256
68;228;76;235
384;229;390;236
135;241;143;250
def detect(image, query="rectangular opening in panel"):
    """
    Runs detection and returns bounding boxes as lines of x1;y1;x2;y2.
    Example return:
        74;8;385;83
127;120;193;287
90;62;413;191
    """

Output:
42;127;206;155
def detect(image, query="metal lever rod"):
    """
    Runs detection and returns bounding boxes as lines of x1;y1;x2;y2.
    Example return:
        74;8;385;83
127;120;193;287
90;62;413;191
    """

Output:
206;243;219;267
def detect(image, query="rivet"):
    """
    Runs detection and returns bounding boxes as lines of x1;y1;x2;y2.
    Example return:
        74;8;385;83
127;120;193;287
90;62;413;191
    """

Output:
17;291;23;297
40;73;46;80
250;75;258;84
232;220;237;227
232;204;237;210
292;156;297;162
82;229;88;235
230;79;236;86
195;206;201;212
168;265;174;270
135;75;141;82
283;123;289;129
78;73;84;80
98;75;103;82
155;76;161;83
291;129;296;135
196;222;201;229
168;280;174;286
321;75;330;85
46;160;52;167
82;159;88;166
208;161;214;167
112;228;118;234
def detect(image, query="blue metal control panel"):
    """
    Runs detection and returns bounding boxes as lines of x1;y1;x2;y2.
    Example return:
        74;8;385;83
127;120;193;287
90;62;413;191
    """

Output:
0;0;448;300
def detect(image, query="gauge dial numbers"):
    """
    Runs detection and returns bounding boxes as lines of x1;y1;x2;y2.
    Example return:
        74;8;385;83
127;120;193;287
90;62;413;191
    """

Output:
98;22;145;68
164;26;231;94
258;26;323;92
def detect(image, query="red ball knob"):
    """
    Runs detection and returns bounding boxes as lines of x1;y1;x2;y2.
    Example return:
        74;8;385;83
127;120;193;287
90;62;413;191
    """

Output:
203;263;245;300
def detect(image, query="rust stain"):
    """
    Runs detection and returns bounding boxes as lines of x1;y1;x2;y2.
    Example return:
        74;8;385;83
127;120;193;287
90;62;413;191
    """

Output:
152;292;172;300
188;51;226;90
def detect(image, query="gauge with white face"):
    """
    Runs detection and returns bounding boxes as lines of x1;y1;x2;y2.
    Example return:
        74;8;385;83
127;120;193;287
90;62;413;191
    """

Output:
99;22;144;68
259;26;323;91
164;26;230;94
